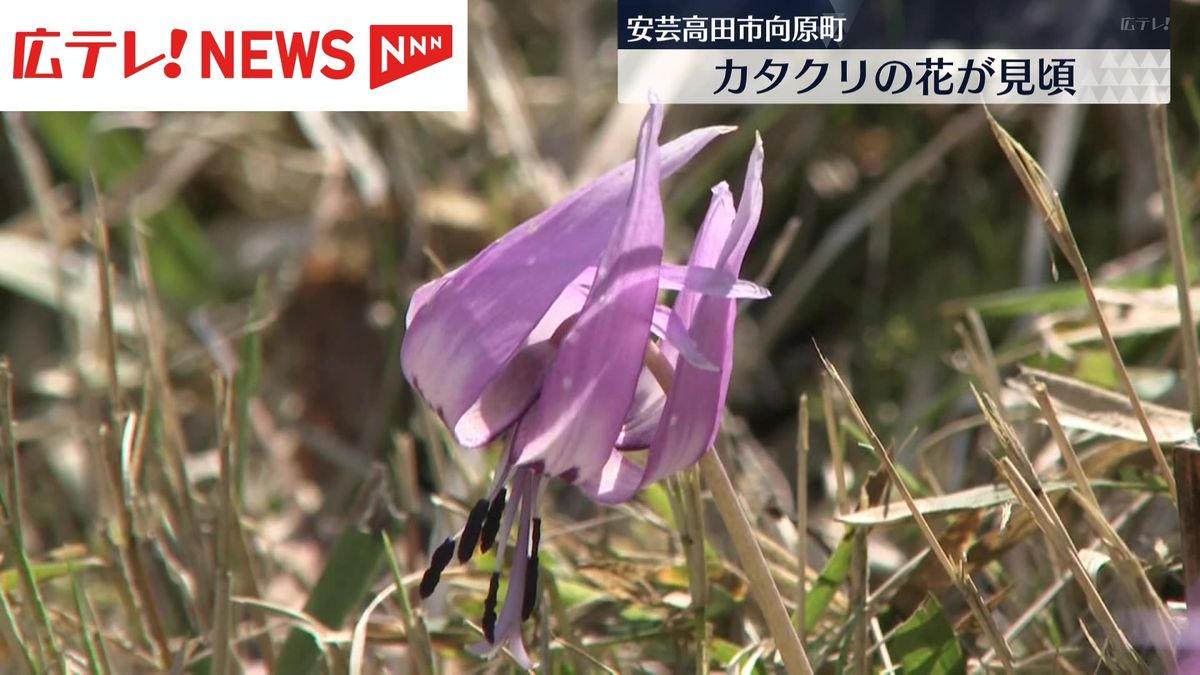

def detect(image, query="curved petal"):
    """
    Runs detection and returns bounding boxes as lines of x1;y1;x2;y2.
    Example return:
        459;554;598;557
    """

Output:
657;264;769;300
614;367;666;450
406;274;449;328
651;306;717;372
658;183;735;368
582;136;764;504
402;123;732;445
453;341;554;447
453;272;590;446
718;132;766;269
510;104;666;479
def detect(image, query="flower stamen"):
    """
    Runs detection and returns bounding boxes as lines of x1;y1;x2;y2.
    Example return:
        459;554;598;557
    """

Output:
419;537;456;598
521;517;542;620
480;487;507;553
457;498;490;563
482;571;501;642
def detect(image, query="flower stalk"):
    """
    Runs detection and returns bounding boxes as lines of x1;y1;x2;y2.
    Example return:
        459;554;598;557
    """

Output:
648;345;813;675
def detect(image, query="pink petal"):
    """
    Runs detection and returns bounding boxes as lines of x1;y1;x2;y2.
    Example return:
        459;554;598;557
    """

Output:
453;271;590;446
581;137;765;504
657;264;769;301
614;368;665;450
651;306;717;372
510;104;665;479
658;184;735;367
402;121;731;447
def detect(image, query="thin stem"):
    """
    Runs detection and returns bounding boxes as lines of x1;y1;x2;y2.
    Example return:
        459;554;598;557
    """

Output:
821;374;850;515
645;345;812;674
699;453;813;675
795;394;810;640
1147;105;1200;426
666;471;710;675
382;532;436;675
987;111;1177;502
0;359;66;672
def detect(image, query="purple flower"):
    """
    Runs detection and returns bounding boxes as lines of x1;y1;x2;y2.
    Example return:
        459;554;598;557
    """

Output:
403;103;767;666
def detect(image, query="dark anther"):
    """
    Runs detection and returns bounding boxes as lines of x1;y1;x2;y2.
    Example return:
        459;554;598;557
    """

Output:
457;499;489;563
419;537;456;598
522;561;540;620
480;488;507;553
522;518;542;620
482;572;500;642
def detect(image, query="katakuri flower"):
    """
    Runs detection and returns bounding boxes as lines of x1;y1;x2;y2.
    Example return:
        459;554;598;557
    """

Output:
402;102;767;666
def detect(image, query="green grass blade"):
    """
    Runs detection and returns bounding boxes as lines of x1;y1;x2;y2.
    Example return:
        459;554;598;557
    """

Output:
888;595;966;675
275;518;390;673
804;534;854;633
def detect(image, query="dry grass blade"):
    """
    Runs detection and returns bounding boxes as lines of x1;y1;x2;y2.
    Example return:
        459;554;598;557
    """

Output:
1146;104;1200;424
817;348;1015;672
212;376;239;675
698;451;814;675
91;214;170;666
91;197;122;422
470;1;565;205
849;526;869;675
1068;492;1178;666
1029;382;1098;505
232;596;338;667
1008;367;1194;444
972;386;1144;673
991;457;1143;673
986;110;1177;502
838;479;1106;527
645;343;813;674
348;582;397;675
822;373;850;515
755;216;804;289
795;394;810;640
1031;381;1178;668
1020;105;1085;287
1146;104;1200;652
963;309;1003;402
2;113;80;369
130;221;208;589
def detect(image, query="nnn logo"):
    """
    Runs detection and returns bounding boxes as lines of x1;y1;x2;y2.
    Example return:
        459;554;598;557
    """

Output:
369;25;452;89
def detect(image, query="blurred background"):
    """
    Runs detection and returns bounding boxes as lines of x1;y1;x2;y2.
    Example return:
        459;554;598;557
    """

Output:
1;1;1199;672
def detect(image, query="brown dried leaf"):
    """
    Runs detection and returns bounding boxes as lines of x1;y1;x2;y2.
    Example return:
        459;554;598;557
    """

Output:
1008;366;1194;443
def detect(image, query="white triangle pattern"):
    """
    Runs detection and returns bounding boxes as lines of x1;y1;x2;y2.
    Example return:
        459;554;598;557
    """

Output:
1081;49;1170;105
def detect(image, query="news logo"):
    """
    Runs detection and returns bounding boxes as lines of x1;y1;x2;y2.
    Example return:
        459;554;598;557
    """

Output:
0;0;467;110
370;25;453;89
